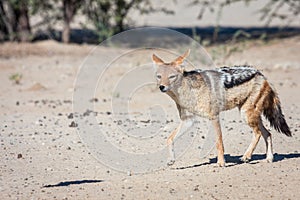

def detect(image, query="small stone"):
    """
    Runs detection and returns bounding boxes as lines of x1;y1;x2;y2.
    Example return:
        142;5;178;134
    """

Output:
67;113;73;119
90;98;98;102
140;119;150;123
169;188;176;194
83;109;92;116
194;185;200;191
17;153;23;159
69;121;77;127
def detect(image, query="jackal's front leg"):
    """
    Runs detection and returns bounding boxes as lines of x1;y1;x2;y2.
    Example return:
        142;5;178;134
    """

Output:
167;117;194;166
212;117;225;167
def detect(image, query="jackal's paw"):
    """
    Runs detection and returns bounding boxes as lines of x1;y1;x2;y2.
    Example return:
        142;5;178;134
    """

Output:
240;156;250;163
266;156;273;163
167;159;175;166
217;161;226;167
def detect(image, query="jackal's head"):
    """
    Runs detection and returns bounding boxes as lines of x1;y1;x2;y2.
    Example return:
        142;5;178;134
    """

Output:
152;50;190;92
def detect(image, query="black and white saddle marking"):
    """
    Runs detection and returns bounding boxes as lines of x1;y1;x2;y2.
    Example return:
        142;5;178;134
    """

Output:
218;65;261;88
183;65;261;88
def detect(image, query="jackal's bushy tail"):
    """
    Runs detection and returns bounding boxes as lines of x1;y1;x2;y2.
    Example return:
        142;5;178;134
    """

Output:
263;87;292;137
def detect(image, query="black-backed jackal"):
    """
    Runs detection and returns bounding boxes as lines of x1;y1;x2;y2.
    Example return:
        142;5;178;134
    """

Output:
152;50;291;167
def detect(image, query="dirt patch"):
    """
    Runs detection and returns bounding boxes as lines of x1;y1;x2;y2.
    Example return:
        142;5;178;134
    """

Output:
0;37;299;199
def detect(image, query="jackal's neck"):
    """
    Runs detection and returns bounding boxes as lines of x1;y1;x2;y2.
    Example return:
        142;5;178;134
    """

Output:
166;74;184;102
166;72;205;102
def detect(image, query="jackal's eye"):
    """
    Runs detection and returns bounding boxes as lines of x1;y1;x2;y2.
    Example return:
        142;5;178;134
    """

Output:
169;75;177;80
156;74;161;79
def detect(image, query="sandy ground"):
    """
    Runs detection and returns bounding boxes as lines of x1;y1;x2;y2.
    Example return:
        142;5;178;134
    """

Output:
0;36;300;199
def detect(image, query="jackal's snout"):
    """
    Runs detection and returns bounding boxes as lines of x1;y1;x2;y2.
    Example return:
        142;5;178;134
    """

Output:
159;85;168;92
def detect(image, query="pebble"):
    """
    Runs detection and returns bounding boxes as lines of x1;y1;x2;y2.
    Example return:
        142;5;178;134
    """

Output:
69;121;77;127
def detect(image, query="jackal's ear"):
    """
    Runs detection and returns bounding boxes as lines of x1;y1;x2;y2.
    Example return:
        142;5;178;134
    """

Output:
152;54;165;65
171;49;190;66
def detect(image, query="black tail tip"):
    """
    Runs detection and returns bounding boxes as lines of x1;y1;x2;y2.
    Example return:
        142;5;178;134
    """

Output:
286;130;292;137
279;123;292;137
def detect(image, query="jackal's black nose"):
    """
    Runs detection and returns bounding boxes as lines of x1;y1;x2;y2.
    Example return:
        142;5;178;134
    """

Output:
159;85;166;92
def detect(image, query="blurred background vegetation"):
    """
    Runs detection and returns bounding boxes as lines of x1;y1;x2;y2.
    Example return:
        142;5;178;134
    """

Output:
0;0;299;44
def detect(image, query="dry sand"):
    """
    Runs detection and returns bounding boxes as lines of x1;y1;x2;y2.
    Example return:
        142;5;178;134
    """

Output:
0;36;300;199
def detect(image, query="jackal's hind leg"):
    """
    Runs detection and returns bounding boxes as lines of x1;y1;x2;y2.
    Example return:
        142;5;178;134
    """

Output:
259;121;273;162
241;111;262;162
167;117;194;166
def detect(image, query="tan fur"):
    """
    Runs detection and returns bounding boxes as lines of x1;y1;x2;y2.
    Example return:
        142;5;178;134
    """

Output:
152;50;291;167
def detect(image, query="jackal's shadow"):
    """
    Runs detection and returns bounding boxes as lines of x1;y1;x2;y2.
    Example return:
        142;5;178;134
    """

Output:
175;153;300;170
